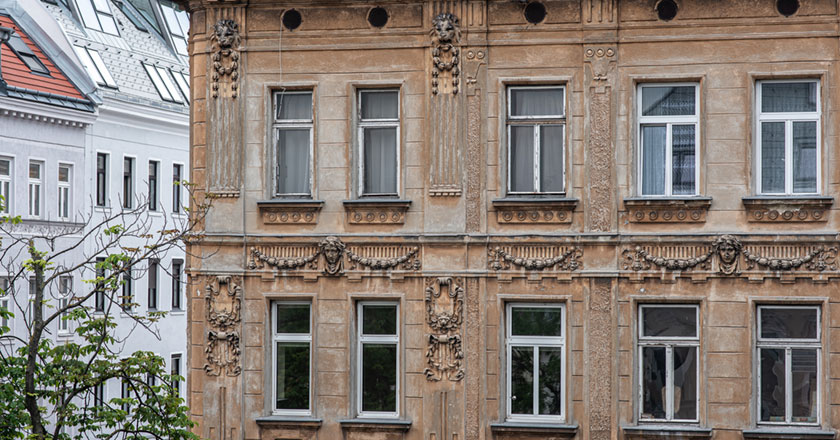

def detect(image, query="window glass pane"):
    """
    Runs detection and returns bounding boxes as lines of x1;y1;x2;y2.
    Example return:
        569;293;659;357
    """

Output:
641;125;666;195
275;342;310;410
761;122;785;193
59;166;70;182
75;0;102;31
538;346;563;415
510;88;563;117
173;71;190;103
642;86;695;116
510;346;534;415
510;125;534;192
673;346;697;420
540;125;564;192
671;125;695;195
0;160;9;176
86;49;116;87
363;127;397;194
511;307;562;337
792;121;817;193
362;305;397;335
29;163;40;179
762;82;817;113
641;346;666;419
642;307;696;338
761;308;817;339
361;344;397;412
360;91;398;120
760;348;786;422
277;93;312;120
91;0;111;13
73;46;104;85
162;4;183;36
791;349;818;423
156;66;182;102
98;14;119;36
275;303;309;334
143;64;173;101
277;129;310;194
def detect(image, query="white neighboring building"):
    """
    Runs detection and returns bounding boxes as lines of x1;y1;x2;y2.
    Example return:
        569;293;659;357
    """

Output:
0;0;190;433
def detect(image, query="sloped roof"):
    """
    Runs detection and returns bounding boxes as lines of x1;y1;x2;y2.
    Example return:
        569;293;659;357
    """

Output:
0;13;94;112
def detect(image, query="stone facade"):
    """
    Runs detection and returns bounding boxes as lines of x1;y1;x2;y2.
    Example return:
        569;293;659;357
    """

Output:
182;1;840;439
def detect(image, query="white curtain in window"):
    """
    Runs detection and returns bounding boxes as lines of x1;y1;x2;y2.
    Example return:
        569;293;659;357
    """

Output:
761;122;785;193
642;86;695;116
671;125;695;195
540;125;564;192
277;129;310;194
364;128;397;194
510;126;534;192
762;83;817;113
641;125;666;195
361;92;399;120
278;93;312;120
510;89;563;117
792;121;817;193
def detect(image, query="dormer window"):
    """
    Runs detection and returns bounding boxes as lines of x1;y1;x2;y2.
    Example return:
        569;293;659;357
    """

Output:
6;33;49;75
74;0;120;35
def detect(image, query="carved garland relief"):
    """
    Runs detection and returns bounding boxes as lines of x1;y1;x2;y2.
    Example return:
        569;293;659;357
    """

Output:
431;13;460;96
204;275;242;377
424;277;465;382
489;246;582;271
210;19;240;99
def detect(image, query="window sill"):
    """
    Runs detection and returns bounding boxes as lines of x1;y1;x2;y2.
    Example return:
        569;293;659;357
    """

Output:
742;196;832;222
490;421;578;438
742;428;835;440
254;415;322;430
339;418;412;432
624;197;712;223
491;197;578;224
257;199;324;225
622;424;712;439
342;199;411;225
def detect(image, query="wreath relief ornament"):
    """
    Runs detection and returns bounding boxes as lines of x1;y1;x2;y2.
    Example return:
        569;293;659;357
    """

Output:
431;12;461;95
210;19;241;99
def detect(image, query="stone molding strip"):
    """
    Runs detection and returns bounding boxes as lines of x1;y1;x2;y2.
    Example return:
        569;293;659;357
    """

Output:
257;199;324;225
742;196;833;222
343;199;411;225
624;197;712;223
492;198;577;224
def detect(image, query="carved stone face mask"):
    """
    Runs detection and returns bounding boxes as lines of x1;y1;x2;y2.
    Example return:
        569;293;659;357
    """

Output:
435;18;455;42
214;22;237;49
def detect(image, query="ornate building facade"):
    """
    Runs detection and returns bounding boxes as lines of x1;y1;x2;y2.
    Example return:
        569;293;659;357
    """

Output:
182;1;840;439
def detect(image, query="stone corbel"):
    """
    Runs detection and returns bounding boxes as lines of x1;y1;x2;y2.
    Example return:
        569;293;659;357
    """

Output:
492;198;577;224
624;197;712;223
257;199;324;225
742;196;832;222
343;199;411;225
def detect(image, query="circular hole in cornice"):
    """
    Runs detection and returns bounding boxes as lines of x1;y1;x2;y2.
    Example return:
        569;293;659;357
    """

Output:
368;7;389;28
656;0;678;21
524;2;547;24
282;9;302;31
777;0;800;16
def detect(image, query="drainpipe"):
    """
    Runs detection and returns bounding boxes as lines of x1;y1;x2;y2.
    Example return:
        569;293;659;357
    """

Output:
0;26;11;95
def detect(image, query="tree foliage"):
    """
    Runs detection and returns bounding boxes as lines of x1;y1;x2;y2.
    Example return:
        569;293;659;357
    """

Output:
0;186;210;440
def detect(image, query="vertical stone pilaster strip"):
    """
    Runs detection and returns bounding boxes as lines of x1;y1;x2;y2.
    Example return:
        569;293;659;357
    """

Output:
465;63;483;232
584;46;616;232
588;278;613;440
464;277;481;440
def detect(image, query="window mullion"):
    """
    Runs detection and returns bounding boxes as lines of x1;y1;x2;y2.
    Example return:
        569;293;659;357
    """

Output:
665;124;673;196
785;120;793;194
785;347;792;423
534;124;541;192
666;345;674;420
533;345;539;416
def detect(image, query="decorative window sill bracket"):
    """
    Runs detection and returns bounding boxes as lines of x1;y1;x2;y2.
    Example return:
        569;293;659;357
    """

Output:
490;421;578;438
254;415;322;430
492;197;578;224
624;197;712;223
622;424;713;440
343;199;411;225
742;196;833;222
257;199;324;225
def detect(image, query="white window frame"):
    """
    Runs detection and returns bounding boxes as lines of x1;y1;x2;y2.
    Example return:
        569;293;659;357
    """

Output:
170;353;183;397
637;304;700;423
756;305;821;426
58;164;72;221
93;382;106;407
0;157;13;214
94;257;106;313
148;259;159;310
73;45;117;87
121;262;133;313
505;85;567;195
756;79;821;195
356;301;400;418
505;302;566;423
95;152;109;208
0;277;10;330
272;91;314;197
148;160;160;212
172;163;184;213
170;259;183;310
58;276;72;334
75;0;119;35
357;89;400;197
123;156;135;209
271;301;312;416
636;83;700;197
28;160;43;219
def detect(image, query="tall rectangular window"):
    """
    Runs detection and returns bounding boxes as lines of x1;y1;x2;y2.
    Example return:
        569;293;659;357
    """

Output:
58;165;71;220
506;86;566;194
94;257;105;312
121;263;133;312
0;158;11;214
27;277;36;321
96;153;108;207
757;80;820;195
274;91;313;196
358;90;399;196
28;161;42;218
148;161;159;211
0;277;10;329
638;305;699;422
357;302;399;417
58;276;71;333
73;46;117;88
171;259;182;310
272;302;311;414
74;0;119;35
148;259;158;310
172;164;182;212
171;353;182;397
160;1;190;56
93;383;105;407
638;84;699;196
121;378;130;412
757;305;820;424
505;303;565;421
123;157;134;209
